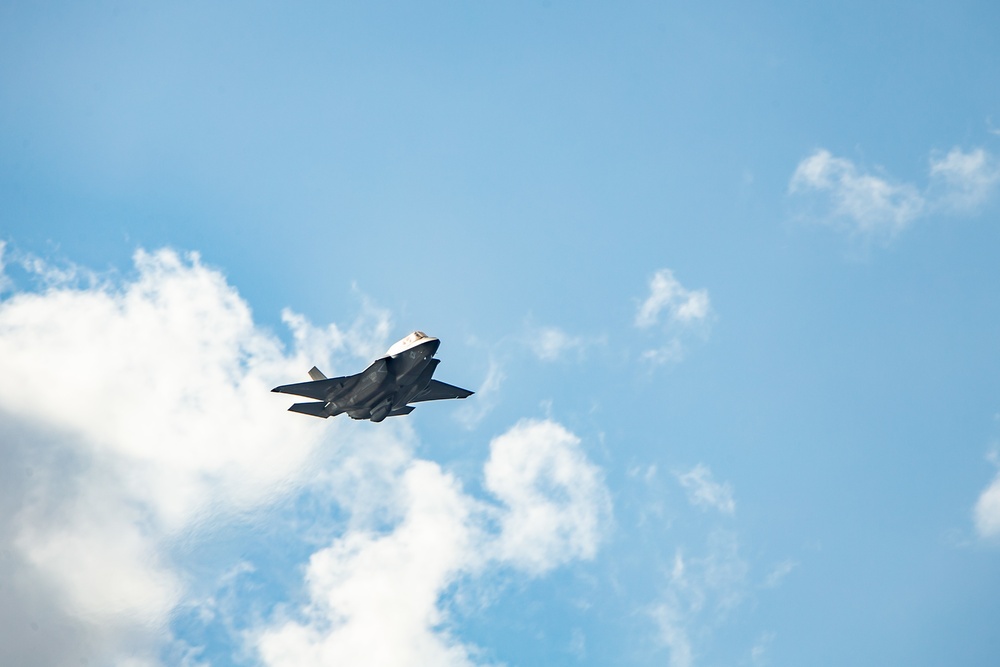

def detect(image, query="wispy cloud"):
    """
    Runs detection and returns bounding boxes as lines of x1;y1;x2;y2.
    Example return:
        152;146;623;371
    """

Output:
750;631;776;666
973;450;1000;540
454;359;504;430
789;149;924;239
635;269;712;365
651;532;749;667
0;241;10;293
636;270;711;329
928;148;1000;214
789;146;1000;242
526;325;589;362
761;559;798;588
676;465;736;515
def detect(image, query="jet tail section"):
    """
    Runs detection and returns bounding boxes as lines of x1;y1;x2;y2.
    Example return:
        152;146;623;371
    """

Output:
388;406;415;417
288;401;329;418
308;366;327;381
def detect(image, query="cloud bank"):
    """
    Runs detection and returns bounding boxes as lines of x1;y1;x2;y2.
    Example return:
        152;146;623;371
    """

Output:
0;249;612;666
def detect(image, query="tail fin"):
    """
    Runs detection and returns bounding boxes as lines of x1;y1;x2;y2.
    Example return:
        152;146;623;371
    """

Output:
308;366;327;381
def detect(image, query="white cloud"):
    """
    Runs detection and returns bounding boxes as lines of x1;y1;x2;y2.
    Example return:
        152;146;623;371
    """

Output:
750;632;776;666
651;533;748;667
0;248;397;665
974;457;1000;540
652;598;694;667
0;248;614;666
0;241;11;293
454;359;504;430
527;325;588;362
635;269;711;365
676;465;735;515
928;147;1000;214
761;559;798;588
788;146;1000;242
254;418;612;667
485;419;613;574
635;269;710;329
789;149;924;239
255;460;485;667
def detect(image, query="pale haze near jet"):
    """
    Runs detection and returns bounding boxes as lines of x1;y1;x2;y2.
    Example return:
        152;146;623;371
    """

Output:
272;331;473;422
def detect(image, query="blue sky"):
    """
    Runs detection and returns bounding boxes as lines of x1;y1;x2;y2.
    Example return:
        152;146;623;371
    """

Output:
2;2;1000;666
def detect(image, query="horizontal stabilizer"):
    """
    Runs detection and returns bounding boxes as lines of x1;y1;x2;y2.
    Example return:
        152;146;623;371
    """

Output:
388;406;415;417
411;379;474;403
288;401;329;418
308;366;327;381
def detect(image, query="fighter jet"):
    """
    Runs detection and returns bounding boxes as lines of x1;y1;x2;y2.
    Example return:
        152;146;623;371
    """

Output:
272;331;473;422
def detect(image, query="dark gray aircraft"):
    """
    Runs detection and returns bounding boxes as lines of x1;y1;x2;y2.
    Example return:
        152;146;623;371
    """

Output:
272;331;473;422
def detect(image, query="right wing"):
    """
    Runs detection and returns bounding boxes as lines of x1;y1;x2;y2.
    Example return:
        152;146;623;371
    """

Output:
411;379;474;403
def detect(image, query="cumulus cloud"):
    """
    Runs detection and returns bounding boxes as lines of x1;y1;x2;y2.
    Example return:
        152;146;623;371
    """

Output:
0;248;360;665
635;269;711;365
254;419;612;667
676;465;735;515
255;460;484;667
485;419;613;573
788;146;1000;241
0;248;613;667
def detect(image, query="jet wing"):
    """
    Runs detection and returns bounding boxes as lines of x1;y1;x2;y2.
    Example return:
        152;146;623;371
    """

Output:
272;375;354;401
410;379;474;403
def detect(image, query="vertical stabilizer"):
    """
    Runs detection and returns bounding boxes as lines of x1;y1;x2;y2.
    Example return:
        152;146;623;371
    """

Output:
308;366;327;381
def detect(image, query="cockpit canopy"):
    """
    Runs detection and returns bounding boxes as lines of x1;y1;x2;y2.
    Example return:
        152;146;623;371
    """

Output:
385;331;436;357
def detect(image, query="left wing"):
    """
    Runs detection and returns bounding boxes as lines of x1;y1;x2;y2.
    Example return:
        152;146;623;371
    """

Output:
410;379;474;403
272;374;353;401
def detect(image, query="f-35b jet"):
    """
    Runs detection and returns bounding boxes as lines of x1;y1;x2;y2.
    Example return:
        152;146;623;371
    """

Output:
272;331;473;422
